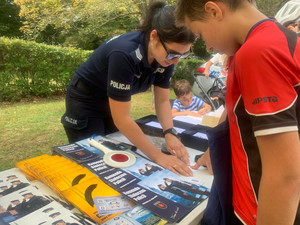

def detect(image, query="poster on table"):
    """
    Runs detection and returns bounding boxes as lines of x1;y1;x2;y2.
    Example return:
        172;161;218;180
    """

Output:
53;135;210;223
83;152;210;223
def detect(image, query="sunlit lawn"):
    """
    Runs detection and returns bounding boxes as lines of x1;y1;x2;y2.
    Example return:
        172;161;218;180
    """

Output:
0;90;175;171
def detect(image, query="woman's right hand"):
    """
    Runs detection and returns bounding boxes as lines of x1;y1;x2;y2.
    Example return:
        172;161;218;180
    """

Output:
154;152;193;176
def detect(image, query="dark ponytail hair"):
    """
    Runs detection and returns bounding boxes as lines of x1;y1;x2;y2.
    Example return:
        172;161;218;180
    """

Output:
139;1;195;44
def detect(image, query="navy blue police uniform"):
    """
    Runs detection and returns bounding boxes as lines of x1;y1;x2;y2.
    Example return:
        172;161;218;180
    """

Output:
62;31;174;143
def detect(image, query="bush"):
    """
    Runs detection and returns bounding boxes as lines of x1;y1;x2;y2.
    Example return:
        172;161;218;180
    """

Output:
0;37;205;101
0;37;92;101
172;58;205;86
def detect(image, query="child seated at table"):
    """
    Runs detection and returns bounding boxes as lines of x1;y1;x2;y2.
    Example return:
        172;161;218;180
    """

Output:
171;79;211;117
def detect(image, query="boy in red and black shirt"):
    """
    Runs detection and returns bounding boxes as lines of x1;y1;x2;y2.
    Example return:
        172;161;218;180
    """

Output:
176;0;300;224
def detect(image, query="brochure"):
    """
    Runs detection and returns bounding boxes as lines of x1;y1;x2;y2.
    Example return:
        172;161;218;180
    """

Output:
0;168;31;198
103;205;168;225
0;185;52;224
52;135;134;164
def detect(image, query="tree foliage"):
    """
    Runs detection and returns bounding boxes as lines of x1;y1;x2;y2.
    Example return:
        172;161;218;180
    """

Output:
14;0;141;49
13;0;179;49
12;0;289;52
0;0;22;37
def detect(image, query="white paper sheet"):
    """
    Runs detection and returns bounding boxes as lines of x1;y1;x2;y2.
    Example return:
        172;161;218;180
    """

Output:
145;121;185;133
173;115;202;125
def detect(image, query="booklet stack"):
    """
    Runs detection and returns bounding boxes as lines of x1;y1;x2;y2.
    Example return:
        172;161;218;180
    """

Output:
14;154;133;224
12;154;167;225
0;167;97;225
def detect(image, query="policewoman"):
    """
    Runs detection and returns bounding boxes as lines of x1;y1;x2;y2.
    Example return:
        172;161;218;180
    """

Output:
61;1;195;176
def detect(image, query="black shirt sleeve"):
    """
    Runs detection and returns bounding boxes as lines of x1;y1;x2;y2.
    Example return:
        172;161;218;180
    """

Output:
153;65;174;89
107;51;135;102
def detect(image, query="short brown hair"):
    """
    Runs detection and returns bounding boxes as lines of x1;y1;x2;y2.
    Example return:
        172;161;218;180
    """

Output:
175;0;256;26
174;79;192;97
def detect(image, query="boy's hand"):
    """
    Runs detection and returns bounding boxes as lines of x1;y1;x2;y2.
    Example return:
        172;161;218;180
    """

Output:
204;71;210;77
191;148;213;175
198;108;207;116
198;104;211;116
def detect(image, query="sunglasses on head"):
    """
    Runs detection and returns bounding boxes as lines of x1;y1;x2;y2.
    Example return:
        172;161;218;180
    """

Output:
158;36;192;60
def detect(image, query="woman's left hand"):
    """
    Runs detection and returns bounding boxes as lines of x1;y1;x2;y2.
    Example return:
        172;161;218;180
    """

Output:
165;134;190;166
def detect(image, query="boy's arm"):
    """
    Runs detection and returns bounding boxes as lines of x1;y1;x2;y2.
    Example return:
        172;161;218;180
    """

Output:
204;61;213;77
256;131;300;225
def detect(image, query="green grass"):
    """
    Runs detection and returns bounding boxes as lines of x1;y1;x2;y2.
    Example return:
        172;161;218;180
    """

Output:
0;90;175;171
